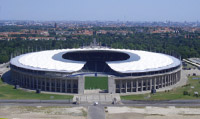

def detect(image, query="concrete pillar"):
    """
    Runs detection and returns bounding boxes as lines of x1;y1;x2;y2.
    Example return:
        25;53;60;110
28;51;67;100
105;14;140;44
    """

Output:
167;75;170;86
40;78;43;90
131;80;133;92
21;75;23;87
26;75;30;88
22;75;24;87
153;78;156;89
145;79;148;91
120;80;122;93
23;75;25;87
27;75;29;88
44;78;47;91
125;80;127;93
17;73;19;85
32;77;34;89
19;73;21;87
29;76;31;89
25;75;27;88
108;76;115;94
172;74;174;84
175;73;176;83
55;79;57;92
174;73;176;83
141;79;143;91
161;76;164;88
39;77;41;89
178;71;180;81
157;77;159;89
171;74;173;84
176;72;178;83
60;79;62;93
150;78;152;90
49;78;52;91
136;79;138;92
71;80;74;93
171;74;173;85
177;72;179;81
36;78;38;89
24;75;26;87
33;77;35;89
159;76;163;88
26;75;28;88
65;79;68;93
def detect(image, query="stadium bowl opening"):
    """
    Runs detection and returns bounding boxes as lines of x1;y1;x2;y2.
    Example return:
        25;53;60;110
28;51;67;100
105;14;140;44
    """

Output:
62;50;141;62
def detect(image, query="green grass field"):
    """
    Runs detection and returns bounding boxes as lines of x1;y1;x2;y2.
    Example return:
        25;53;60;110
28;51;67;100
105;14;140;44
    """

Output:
121;76;200;100
85;76;108;90
0;79;73;100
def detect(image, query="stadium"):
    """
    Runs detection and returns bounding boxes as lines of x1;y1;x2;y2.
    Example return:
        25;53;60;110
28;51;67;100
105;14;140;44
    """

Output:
10;45;181;94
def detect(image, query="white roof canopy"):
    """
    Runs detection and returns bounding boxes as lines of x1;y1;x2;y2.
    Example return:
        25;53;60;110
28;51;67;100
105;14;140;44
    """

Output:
10;48;181;73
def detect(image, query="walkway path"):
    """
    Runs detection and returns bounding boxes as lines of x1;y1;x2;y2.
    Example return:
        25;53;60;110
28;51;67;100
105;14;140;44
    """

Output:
88;105;105;119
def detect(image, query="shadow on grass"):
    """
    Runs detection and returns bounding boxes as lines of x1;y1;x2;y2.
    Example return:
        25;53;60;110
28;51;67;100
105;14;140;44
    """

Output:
2;70;13;85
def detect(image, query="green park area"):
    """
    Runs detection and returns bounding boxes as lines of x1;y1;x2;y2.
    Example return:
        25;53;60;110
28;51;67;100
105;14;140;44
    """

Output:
0;78;73;100
85;76;108;90
121;76;200;100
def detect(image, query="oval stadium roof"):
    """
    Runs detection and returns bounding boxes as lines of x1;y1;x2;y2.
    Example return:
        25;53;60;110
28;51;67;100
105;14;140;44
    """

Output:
10;48;181;73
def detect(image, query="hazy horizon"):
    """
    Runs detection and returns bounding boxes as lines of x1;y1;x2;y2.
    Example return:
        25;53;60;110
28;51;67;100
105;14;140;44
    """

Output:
0;0;200;22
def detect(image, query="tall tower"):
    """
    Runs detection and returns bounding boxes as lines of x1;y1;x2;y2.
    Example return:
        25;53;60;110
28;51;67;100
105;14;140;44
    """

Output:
54;22;57;29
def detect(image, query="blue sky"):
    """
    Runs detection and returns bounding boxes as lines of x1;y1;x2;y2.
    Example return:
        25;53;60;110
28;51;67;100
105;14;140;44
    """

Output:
0;0;199;21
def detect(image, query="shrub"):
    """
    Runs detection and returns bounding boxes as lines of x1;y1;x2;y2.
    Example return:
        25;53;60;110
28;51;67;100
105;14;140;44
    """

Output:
183;91;189;95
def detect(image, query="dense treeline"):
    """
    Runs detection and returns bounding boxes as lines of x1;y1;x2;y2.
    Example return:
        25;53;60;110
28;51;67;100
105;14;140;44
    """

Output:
0;26;51;32
0;33;200;63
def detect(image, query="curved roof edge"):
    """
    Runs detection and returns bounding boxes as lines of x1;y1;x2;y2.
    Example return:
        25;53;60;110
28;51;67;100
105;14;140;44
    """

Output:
10;48;181;73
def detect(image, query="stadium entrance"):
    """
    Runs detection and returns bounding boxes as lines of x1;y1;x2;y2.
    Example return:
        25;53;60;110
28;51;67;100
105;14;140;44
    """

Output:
84;76;108;93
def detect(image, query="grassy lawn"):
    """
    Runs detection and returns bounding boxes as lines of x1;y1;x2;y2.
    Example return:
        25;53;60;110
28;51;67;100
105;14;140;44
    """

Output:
121;76;200;100
0;79;73;100
85;76;108;90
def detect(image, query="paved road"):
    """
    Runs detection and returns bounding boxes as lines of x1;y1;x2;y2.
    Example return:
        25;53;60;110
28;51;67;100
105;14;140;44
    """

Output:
3;99;200;108
2;101;200;107
88;105;105;119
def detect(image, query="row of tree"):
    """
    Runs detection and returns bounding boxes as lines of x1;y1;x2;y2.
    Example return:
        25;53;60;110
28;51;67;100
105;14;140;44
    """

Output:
0;33;200;63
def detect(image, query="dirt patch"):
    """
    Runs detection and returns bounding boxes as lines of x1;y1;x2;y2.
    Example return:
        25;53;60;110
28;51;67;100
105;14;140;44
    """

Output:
106;113;200;119
0;106;87;119
106;106;200;119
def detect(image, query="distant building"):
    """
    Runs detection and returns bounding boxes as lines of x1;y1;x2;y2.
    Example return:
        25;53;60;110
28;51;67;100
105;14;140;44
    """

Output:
54;23;58;29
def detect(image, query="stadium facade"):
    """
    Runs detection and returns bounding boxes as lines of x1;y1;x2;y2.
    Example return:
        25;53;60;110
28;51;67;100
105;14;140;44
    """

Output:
10;46;181;94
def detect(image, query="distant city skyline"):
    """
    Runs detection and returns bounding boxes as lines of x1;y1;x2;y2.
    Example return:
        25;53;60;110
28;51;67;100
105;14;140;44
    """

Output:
0;0;200;22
